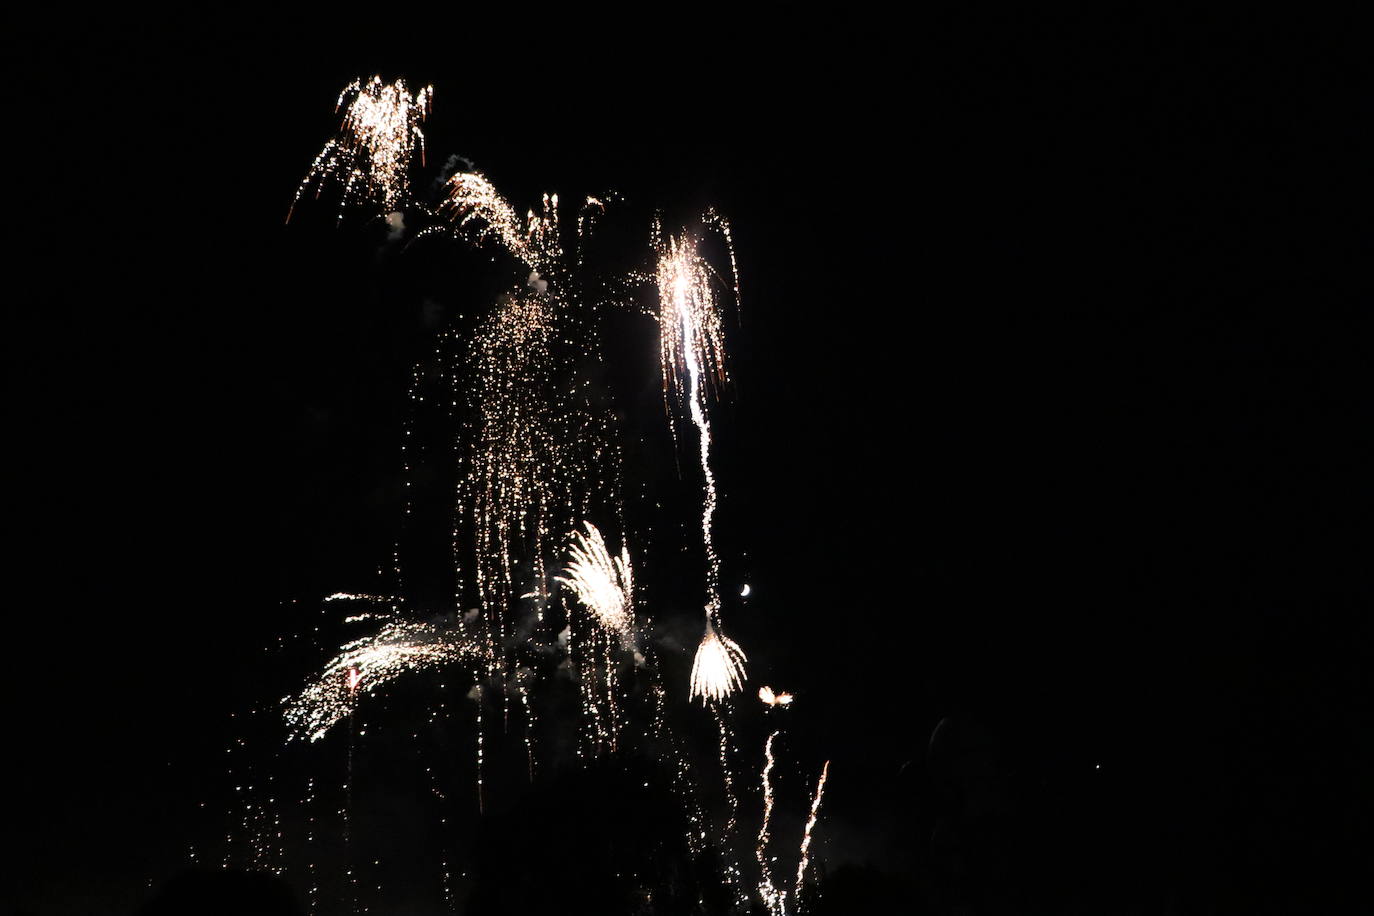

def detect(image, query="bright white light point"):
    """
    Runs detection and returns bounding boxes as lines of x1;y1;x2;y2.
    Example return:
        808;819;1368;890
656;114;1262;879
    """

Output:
740;583;751;597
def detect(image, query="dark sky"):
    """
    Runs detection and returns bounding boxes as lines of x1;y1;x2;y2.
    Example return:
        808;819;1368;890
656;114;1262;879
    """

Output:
12;11;1373;915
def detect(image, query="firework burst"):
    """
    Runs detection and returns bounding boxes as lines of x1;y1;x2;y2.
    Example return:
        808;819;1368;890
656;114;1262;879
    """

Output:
555;522;635;648
284;616;485;742
689;621;748;704
757;730;786;915
289;76;433;222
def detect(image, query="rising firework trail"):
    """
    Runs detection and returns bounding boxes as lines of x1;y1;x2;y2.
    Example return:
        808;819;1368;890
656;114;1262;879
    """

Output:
267;79;836;909
757;730;785;916
689;622;749;704
289;76;433;223
795;760;831;897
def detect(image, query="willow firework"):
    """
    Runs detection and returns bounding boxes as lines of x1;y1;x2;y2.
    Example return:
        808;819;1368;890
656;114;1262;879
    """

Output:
688;622;748;704
289;76;433;221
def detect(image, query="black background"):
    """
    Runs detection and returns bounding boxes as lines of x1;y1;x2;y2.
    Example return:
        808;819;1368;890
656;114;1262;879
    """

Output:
11;10;1372;914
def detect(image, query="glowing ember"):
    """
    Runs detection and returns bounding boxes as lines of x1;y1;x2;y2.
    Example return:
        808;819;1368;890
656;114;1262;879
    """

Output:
758;686;793;707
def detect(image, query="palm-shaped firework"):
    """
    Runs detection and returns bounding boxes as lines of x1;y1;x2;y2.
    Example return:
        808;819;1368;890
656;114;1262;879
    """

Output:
555;522;635;649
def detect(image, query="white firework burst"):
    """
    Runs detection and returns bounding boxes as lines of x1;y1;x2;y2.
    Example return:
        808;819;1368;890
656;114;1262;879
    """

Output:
283;617;485;742
689;622;748;704
555;522;635;648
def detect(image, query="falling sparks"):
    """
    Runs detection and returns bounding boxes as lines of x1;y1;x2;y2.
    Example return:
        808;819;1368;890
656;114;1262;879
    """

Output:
689;622;748;704
555;522;635;648
758;686;793;707
437;173;561;269
284;617;485;742
289;76;432;222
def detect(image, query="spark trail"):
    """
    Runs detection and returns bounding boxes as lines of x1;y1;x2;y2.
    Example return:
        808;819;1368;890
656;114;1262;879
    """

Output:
795;760;831;896
555;522;635;649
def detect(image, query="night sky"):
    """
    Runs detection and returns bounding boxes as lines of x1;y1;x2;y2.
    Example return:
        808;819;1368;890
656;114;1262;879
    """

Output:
12;12;1372;915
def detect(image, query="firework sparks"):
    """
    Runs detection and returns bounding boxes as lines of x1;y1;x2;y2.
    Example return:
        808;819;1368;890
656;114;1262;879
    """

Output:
689;622;748;704
656;226;750;702
555;522;635;648
758;686;793;707
757;731;786;915
437;173;561;269
795;760;831;895
289;76;432;222
284;617;485;742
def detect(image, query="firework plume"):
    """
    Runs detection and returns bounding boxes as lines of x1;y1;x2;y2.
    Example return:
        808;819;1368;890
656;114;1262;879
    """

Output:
284;616;485;742
555;522;635;648
289;76;433;222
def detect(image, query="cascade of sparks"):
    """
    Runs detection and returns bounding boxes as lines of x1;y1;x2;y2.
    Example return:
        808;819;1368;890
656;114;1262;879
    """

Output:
555;521;635;648
284;616;485;742
289;76;432;222
430;169;628;758
463;288;563;672
656;227;749;702
437;173;562;270
795;760;831;897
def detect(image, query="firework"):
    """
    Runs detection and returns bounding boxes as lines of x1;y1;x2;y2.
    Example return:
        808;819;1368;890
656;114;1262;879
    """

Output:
689;622;748;704
758;686;793;707
460;288;563;674
284;616;485;742
555;522;636;648
795;760;831;895
289;76;432;222
757;730;786;916
437;173;561;269
656;226;750;702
